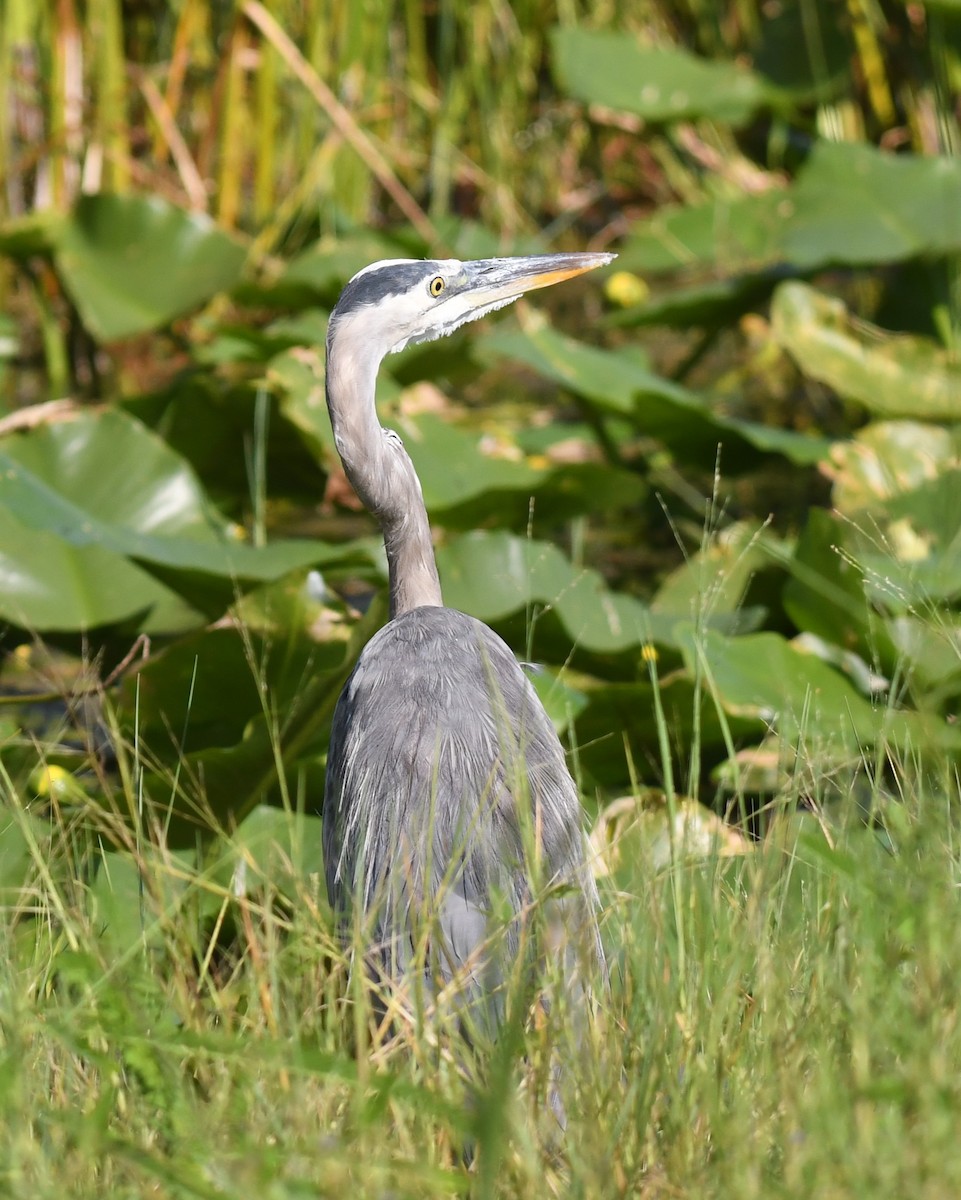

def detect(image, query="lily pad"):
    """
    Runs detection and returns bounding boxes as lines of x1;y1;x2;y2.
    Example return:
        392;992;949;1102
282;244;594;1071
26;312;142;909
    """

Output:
826;422;961;515
772;282;961;419
551;27;779;125
677;626;961;756
480;325;829;467
55;194;246;340
623;143;961;278
0;505;197;632
0;408;350;626
436;529;748;658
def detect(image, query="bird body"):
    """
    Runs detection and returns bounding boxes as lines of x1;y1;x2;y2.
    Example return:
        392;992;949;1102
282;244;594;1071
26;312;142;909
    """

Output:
324;605;600;1007
322;253;613;1029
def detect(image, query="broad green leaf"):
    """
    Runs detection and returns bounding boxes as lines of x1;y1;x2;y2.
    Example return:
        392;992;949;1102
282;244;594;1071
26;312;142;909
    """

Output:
0;409;350;625
398;412;645;523
850;470;961;608
437;530;707;656
281;232;405;298
551;27;778;125
438;530;652;654
132;598;383;845
623;144;961;278
679;627;880;738
782;143;961;268
782;509;896;667
527;667;587;735
211;807;325;896
55;194;246;340
678;627;961;754
651;520;783;630
0;808;55;895
828;422;961;515
619;191;787;275
886;614;961;692
397;413;544;510
480;325;829;467
90;852;160;955
0;505;196;631
772;282;961;419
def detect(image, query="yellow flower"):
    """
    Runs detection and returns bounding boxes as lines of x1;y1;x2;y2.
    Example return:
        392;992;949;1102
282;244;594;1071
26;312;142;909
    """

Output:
605;271;649;308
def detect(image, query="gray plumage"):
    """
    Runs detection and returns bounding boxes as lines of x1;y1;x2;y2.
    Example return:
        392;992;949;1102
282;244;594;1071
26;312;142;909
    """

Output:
322;253;614;1034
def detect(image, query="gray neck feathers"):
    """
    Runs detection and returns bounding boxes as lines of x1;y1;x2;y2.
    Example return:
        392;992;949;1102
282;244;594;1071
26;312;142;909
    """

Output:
325;326;443;618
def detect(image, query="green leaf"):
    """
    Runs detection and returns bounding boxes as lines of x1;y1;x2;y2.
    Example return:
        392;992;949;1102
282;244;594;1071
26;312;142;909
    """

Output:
828;422;961;515
782;143;961;268
678;627;961;754
651;520;782;633
619;190;787;275
623;144;961;278
55;194;246;340
398;414;544;511
772;281;961;419
281;232;405;298
0;808;54;895
551;27;778;125
437;530;716;657
0;505;194;631
782;509;896;667
0;409;348;627
480;325;829;467
211;806;326;896
438;530;652;654
132;598;384;845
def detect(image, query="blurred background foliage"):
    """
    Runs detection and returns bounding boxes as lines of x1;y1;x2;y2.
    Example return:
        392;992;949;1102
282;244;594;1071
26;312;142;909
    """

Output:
2;0;961;859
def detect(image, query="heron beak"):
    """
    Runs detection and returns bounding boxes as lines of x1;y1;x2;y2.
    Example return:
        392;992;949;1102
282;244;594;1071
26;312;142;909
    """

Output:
462;252;616;307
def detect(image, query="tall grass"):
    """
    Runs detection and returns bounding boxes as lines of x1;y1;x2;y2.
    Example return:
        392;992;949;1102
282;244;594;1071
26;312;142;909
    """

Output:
1;621;959;1198
2;0;586;236
2;0;939;239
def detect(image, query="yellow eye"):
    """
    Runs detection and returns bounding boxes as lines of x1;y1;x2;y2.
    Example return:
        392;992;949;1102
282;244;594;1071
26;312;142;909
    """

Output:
429;275;445;297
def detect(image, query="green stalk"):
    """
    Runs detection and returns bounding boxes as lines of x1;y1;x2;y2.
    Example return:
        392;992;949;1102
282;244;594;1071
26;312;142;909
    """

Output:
253;20;278;223
646;643;688;1010
217;15;247;230
92;0;130;191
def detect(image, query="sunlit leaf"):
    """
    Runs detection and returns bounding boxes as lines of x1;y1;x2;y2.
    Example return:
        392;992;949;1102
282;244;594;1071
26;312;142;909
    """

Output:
782;509;896;667
619;191;787;275
480;325;829;467
0;409;350;627
623;144;961;278
678;626;961;754
552;27;780;125
55;194;246;340
212;807;325;896
0;505;196;632
772;282;961;419
827;422;961;515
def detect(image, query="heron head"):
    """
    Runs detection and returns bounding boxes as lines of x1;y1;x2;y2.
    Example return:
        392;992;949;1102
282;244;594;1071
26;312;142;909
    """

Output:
326;252;616;364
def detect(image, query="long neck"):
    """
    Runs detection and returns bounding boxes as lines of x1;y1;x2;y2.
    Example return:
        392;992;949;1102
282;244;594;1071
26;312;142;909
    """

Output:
325;338;443;618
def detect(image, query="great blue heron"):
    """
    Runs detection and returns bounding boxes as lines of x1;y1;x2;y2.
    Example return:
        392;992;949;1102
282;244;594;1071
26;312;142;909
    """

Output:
322;253;614;1047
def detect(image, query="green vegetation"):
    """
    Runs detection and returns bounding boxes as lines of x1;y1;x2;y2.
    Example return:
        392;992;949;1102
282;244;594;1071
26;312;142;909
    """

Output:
2;1;961;1194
